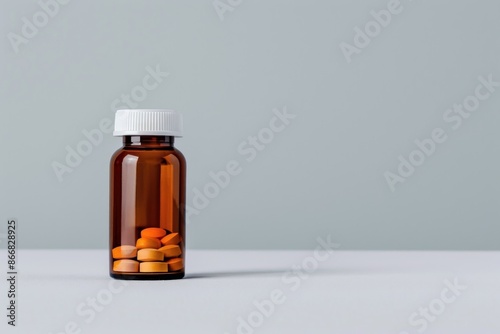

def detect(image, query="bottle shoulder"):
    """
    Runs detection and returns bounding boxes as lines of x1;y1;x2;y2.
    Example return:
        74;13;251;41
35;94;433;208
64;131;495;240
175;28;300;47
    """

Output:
172;148;186;164
110;147;186;166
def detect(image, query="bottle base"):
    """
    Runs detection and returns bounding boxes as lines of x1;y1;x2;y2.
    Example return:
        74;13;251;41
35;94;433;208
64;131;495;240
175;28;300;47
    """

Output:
110;272;185;280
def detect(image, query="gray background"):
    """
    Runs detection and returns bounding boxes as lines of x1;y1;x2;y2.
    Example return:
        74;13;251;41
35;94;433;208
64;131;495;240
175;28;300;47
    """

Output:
1;0;499;250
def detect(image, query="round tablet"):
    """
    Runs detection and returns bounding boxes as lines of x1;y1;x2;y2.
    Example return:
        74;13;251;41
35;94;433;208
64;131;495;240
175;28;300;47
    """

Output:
137;248;164;262
166;258;183;271
140;262;168;273
136;237;161;249
161;232;181;246
141;227;167;239
158;245;182;258
112;245;137;259
113;259;139;273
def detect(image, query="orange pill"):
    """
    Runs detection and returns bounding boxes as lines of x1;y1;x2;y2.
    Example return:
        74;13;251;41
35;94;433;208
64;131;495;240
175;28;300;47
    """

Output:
112;245;137;259
136;237;161;249
141;227;167;239
166;258;183;271
161;232;181;246
140;262;168;273
113;259;139;273
158;245;182;258
137;249;164;262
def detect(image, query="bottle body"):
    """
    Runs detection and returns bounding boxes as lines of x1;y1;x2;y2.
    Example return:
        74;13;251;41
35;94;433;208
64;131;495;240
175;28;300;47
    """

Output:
109;136;186;280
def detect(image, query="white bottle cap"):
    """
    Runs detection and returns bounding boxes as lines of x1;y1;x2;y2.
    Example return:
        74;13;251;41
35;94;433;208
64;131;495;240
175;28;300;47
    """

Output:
113;109;183;137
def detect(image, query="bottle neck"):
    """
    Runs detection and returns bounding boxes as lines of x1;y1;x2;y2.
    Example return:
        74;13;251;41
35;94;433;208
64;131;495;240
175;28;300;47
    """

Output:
123;136;174;148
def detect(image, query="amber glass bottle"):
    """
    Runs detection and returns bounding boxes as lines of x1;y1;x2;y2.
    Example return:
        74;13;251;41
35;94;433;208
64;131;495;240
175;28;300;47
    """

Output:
110;109;186;280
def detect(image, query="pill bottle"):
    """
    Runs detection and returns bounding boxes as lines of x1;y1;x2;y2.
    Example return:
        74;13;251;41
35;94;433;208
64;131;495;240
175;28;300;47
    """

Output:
109;109;186;280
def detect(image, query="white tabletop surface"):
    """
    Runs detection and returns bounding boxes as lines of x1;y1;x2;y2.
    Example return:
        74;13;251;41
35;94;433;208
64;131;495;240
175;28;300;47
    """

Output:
1;250;499;334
